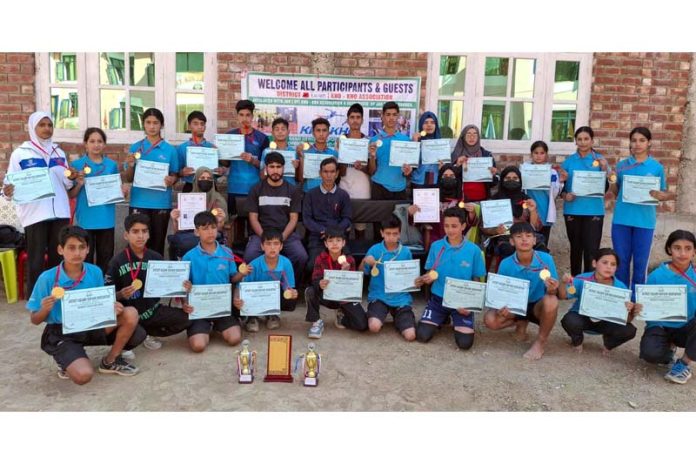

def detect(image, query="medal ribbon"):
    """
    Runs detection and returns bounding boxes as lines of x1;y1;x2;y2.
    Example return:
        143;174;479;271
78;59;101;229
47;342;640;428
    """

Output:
125;247;145;282
53;263;86;290
669;263;696;288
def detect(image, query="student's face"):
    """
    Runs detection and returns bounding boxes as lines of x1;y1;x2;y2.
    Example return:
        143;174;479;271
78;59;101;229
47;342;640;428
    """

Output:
313;124;329;144
380;227;401;246
324;237;345;254
464;128;479;146
143;116;162;137
124;223;149;250
503;172;520;183
669;239;696;266
35;117;54;139
630;133;650;156
442;169;456;179
194;223;218;245
320;162;338;186
575;132;593;152
198;171;213;182
422;118;436;135
382;109;399;130
266;162;284;182
510;232;536;252
531;147;548;164
593;255;617;279
58;237;89;266
271;123;288;142
189;118;206;137
347;112;363;131
443;217;465;239
261;238;283;258
85;132;105;156
237;109;253;128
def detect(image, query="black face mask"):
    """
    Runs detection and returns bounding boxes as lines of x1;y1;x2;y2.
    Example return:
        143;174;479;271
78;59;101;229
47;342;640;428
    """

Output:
197;180;213;192
441;177;458;195
503;180;521;191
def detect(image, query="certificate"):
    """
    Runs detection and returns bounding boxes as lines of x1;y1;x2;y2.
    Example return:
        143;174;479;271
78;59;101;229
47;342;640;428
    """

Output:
481;199;513;229
323;270;363;302
62;286;117;335
420;139;452;165
303;153;332;180
143;260;190;298
338;138;369;164
571;170;605;197
133;159;169;191
579;280;632;325
239;281;280;317
215;134;245;160
521;163;552;190
188;284;232;320
177;193;207;231
6;167;55;204
462;157;493;182
384;259;421;293
442;277;486;311
186;146;219;171
85;174;124;207
412;188;440;223
389;140;420;167
484;273;530;315
276;150;296;176
622;175;660;205
635;284;688;323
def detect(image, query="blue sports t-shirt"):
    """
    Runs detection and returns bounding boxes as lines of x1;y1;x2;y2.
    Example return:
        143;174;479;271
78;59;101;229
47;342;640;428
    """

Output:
497;251;558;303
567;272;628;313
612;156;666;230
425;237;486;298
128;139;179;209
561;151;606;217
243;254;296;289
370;130;411;192
261;147;297;186
182;242;238;285
364;241;414;308
226;129;268;195
26;262;105;325
72;155;119;230
645;263;696;329
302;145;337;192
177;138;216;185
525;169;560;227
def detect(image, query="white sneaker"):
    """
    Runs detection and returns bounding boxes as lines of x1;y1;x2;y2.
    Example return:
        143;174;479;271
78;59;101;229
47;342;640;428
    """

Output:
143;336;162;350
121;350;136;360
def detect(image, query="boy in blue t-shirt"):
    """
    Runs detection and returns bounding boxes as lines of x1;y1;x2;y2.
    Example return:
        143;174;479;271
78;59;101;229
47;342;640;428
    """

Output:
416;207;486;350
363;215;419;341
297;117;337;192
484;222;565;360
27;225;144;384
177;111;219;193
182;211;248;353
261;117;299;186
234;228;299;333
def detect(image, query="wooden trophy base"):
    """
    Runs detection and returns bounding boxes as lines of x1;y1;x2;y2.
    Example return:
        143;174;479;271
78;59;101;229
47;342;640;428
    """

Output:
264;374;294;383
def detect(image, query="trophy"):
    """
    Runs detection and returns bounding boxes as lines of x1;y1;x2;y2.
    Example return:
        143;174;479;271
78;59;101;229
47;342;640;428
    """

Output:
236;339;257;384
301;343;321;387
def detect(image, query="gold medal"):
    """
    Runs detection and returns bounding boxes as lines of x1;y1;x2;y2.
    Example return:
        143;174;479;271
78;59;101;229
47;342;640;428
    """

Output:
283;289;293;299
337;255;347;265
370;266;379;277
132;279;143;290
340;134;347;139
375;140;383;148
269;141;277;150
592;160;599;167
303;142;310;150
428;270;439;280
211;208;220;217
134;152;141;159
51;287;65;299
608;174;617;184
458;201;466;209
63;169;72;178
567;285;577;295
238;263;248;274
539;269;551;281
522;201;529;210
83;166;92;175
420;130;426;137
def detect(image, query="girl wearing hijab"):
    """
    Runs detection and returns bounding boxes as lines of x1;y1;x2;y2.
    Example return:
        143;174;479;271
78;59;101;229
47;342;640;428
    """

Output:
451;124;498;202
411;111;441;188
3;111;75;292
170;166;227;235
481;166;543;259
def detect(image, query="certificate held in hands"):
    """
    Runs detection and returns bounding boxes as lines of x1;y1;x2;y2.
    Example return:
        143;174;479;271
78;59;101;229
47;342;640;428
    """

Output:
480;199;514;229
442;277;486;311
484;273;530;316
622;175;661;205
143;261;190;297
186;146;219;172
188;284;232;320
239;281;281;317
276;150;296;176
215;134;245;160
635;284;688;323
412;188;440;223
85;174;124;207
389;140;420;167
338;138;369;164
521;163;551;190
323;270;363;302
462;157;493;182
578;280;632;325
133;159;169;191
420;139;452;165
303;153;332;180
6;167;55;204
62;286;117;335
571;171;605;197
177;192;207;231
384;259;421;293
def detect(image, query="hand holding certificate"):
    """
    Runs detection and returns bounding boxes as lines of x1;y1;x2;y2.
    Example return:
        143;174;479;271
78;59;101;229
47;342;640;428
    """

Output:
462;157;493;182
276;150;296;176
302;153;332;180
481;199;514;229
389;140;420;167
239;281;280;317
338;138;369;164
133;159;169;191
177;193;207;231
420;139;452;165
323;270;363;302
188;284;232;320
215;134;245;160
85;174;124;206
62;286;117;334
571;171;605;197
6;167;55;204
443;277;486;311
622;175;661;205
384;260;421;293
578;281;632;325
484;273;530;315
635;284;688;323
412;188;440;223
143;261;191;297
521;163;551;190
186;146;219;172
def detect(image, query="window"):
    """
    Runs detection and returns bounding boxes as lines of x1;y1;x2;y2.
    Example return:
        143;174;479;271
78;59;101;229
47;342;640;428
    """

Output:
426;53;592;154
36;52;218;145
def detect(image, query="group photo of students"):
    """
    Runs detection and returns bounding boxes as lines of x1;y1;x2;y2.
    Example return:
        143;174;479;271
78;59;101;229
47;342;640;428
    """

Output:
3;95;695;388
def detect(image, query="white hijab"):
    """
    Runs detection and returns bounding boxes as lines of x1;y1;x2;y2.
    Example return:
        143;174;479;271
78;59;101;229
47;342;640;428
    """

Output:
28;111;54;153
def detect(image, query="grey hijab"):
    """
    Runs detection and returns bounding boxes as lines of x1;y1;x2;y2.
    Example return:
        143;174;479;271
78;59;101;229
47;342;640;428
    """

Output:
451;124;482;161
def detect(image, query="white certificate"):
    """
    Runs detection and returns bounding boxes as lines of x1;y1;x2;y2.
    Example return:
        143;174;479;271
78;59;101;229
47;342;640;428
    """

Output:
384;259;421;293
186;146;219;171
6;167;55;204
239;281;280;317
276;150;296;176
177;193;207;231
389;140;420;167
412;188;440;223
420;139;452;165
215;134;245;160
338;138;369;164
635;284;688;323
571;170;605;197
579;281;632;325
143;260;191;298
61;286;117;335
188;284;232;320
481;199;514;229
323;270;363;302
85;174;124;207
302;153;332;180
442;277;487;311
133;159;169;191
521;163;552;190
622;175;660;205
484;273;530;315
462;157;493;182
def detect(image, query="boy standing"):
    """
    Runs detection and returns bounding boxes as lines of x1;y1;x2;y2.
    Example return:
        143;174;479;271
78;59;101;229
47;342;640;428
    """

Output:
260;117;299;186
368;102;413;200
176;111;219;192
297;117;337;192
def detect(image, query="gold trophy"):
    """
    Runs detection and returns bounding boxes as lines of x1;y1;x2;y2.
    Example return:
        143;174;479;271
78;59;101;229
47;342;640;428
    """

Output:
302;343;321;387
237;339;256;384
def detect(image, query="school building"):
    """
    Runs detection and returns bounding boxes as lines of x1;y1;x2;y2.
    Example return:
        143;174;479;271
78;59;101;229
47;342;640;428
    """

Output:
1;52;695;259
